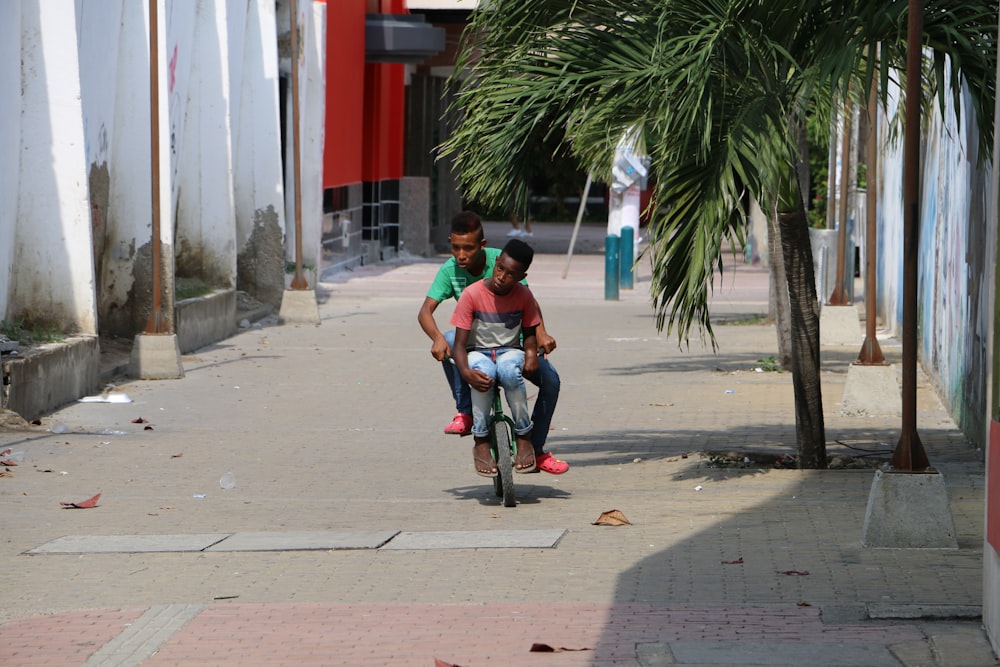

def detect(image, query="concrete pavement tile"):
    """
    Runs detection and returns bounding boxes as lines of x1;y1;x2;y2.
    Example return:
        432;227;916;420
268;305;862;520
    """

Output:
888;639;938;667
380;529;567;549
867;603;982;620
637;641;677;665
668;640;901;666
205;530;399;551
25;533;231;554
922;621;1000;667
82;604;203;667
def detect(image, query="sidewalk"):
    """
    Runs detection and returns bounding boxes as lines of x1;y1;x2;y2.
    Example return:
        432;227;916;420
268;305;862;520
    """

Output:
0;223;996;666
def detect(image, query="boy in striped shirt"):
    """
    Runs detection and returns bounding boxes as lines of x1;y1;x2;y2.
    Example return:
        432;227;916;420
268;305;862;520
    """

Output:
450;238;539;476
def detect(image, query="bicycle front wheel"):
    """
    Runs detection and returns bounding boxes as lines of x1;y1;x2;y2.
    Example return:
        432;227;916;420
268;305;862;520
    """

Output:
492;420;516;507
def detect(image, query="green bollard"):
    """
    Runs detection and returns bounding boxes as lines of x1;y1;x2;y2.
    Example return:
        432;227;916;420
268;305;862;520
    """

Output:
620;226;634;289
605;234;620;301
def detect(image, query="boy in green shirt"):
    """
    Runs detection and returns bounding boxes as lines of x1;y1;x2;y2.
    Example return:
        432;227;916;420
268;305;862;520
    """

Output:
417;211;569;474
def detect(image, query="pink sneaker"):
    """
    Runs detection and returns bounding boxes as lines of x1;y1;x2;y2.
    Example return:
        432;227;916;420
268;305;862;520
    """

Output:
444;413;472;436
536;452;569;475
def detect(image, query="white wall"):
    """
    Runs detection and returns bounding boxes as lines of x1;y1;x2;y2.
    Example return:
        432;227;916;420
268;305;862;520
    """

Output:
302;2;327;275
228;0;286;302
279;0;326;285
172;0;237;287
981;7;1000;655
5;0;315;335
10;2;96;333
0;3;23;322
79;1;144;324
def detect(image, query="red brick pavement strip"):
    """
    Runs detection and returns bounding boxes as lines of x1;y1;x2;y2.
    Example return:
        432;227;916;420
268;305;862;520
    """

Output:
1;603;926;667
0;608;146;667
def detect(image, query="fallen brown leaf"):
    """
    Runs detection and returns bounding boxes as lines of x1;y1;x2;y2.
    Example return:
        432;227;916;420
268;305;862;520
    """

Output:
530;643;593;653
722;557;743;564
1;459;18;466
61;492;101;509
144;425;154;431
171;453;183;458
592;509;631;526
131;417;148;424
778;570;810;576
0;471;12;477
434;659;465;667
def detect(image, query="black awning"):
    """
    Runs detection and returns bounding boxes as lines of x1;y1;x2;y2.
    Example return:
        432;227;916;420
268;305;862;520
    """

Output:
365;14;445;64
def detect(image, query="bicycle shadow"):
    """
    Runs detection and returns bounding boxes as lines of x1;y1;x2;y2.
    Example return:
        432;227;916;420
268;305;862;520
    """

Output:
443;483;572;506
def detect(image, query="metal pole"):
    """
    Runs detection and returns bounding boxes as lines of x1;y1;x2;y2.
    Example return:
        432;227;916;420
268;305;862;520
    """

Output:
562;173;592;279
829;97;852;305
144;0;166;333
620;226;634;289
893;0;930;471
604;235;620;301
857;66;885;365
288;0;307;290
825;105;839;229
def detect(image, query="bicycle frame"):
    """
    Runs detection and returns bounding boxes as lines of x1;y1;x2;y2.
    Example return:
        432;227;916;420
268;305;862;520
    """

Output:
488;382;517;507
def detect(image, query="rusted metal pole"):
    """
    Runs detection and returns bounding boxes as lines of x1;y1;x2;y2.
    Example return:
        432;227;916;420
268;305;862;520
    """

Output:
893;0;930;471
829;98;852;305
857;67;885;365
144;0;166;333
288;0;308;290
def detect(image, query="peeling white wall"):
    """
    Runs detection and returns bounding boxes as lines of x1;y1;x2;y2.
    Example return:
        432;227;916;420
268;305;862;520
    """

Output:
171;0;237;287
10;2;96;333
79;1;144;321
5;0;318;333
228;0;285;260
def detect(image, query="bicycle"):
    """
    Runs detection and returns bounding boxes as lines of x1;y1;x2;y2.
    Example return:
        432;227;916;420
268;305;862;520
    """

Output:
486;382;518;507
446;355;521;507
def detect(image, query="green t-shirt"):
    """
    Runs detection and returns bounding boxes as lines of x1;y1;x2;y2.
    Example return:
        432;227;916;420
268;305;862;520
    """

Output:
426;248;505;303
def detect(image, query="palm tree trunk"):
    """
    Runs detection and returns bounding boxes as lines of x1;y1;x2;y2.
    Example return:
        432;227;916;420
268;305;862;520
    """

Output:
775;174;827;469
766;200;793;369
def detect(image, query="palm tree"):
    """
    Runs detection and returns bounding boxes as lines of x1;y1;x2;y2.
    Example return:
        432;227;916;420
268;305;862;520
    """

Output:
442;0;996;468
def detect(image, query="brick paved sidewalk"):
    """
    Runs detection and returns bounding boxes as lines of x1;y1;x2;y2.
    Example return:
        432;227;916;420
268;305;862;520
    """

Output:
0;602;959;667
0;235;996;666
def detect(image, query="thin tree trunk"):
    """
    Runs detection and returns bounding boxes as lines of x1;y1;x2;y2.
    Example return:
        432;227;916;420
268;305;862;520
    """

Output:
776;174;827;469
767;201;793;369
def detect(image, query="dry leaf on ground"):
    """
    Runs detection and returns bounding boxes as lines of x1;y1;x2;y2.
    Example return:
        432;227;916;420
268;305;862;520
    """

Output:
60;493;101;509
592;509;631;526
530;643;593;652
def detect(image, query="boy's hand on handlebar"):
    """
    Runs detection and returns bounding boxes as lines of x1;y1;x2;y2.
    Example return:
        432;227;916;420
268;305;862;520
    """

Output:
537;332;557;355
430;338;451;362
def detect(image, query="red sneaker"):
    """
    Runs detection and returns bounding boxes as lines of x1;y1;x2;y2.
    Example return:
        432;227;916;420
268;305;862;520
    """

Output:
536;452;569;475
444;413;472;436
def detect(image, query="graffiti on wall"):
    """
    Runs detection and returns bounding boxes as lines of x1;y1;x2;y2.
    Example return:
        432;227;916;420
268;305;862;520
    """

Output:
876;69;991;449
